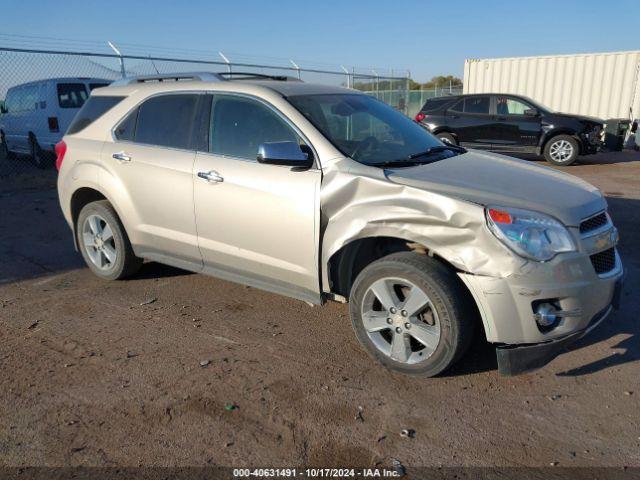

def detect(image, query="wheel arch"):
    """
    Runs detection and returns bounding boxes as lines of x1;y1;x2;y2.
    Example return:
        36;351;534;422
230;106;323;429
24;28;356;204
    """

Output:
540;128;580;153
327;235;461;299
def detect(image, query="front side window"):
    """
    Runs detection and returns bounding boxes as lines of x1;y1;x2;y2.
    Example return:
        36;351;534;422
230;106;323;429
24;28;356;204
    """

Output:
21;85;39;112
463;97;490;114
288;94;450;166
134;94;200;149
58;83;88;109
496;97;531;115
210;95;301;160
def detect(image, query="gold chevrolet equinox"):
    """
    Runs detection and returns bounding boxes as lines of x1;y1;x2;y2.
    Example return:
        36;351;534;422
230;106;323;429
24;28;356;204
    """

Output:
56;73;624;376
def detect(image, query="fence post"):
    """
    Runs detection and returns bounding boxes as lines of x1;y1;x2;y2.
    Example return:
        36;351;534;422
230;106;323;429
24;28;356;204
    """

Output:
219;51;232;73
341;66;350;88
107;41;126;78
290;60;301;80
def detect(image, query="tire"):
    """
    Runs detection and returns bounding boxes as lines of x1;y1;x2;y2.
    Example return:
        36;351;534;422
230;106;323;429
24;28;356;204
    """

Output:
29;135;48;169
76;200;142;280
0;133;13;160
543;135;579;166
436;132;457;145
349;252;475;377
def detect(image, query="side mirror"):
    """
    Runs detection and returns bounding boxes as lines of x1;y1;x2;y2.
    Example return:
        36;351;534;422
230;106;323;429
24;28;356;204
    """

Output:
524;108;539;116
257;141;313;168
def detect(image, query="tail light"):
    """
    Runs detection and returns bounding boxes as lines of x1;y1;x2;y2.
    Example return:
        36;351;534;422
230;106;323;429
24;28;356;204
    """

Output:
48;116;59;133
415;113;426;122
55;140;67;171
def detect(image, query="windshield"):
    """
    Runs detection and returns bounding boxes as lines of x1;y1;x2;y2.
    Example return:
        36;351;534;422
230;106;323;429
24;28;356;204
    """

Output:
287;93;459;166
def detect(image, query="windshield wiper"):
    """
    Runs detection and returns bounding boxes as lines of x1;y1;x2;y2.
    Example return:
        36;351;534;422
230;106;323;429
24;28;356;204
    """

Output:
408;144;466;159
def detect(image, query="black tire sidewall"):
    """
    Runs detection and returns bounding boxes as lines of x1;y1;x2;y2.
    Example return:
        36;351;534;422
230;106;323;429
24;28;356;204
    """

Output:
437;132;457;145
76;202;130;281
544;135;579;166
349;254;467;377
30;137;46;169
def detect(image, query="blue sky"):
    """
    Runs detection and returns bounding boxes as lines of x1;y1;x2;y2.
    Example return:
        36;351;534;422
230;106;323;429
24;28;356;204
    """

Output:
2;0;638;82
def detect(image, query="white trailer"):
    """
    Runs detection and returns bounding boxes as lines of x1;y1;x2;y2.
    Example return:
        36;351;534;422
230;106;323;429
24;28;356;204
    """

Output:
464;50;640;120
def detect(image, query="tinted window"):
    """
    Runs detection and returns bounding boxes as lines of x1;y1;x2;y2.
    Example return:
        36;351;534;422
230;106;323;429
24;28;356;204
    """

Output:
449;99;464;112
210;95;300;160
114;108;138;141
289;94;446;166
464;97;490;114
135;94;200;149
496;96;531;115
422;97;455;113
67;96;124;134
58;83;88;109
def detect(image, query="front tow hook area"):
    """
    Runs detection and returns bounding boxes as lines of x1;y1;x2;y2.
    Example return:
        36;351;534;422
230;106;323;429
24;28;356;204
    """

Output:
496;302;618;376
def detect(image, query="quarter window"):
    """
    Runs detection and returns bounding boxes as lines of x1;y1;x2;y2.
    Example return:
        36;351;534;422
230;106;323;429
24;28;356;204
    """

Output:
134;94;200;150
210;95;301;160
114;108;138;141
67;96;124;135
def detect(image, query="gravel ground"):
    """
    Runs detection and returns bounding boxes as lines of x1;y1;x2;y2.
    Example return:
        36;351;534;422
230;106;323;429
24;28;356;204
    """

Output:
0;151;639;470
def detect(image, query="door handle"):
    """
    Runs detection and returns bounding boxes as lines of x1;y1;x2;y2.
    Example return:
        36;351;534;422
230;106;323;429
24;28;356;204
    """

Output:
112;152;132;162
197;170;224;183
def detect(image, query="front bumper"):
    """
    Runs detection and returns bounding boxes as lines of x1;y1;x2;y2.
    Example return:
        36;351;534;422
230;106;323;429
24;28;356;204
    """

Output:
496;276;623;375
458;245;624;375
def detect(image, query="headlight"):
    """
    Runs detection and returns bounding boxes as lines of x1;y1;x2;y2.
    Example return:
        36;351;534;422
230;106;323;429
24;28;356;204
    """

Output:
485;206;576;261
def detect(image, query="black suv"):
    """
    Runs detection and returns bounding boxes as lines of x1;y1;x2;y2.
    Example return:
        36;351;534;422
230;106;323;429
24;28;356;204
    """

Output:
415;94;604;166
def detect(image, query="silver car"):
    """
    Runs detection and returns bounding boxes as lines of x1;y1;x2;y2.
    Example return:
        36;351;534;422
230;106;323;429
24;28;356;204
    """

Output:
56;73;624;376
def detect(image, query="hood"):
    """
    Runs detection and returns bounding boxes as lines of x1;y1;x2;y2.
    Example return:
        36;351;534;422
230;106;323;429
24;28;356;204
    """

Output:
384;150;605;226
547;112;605;125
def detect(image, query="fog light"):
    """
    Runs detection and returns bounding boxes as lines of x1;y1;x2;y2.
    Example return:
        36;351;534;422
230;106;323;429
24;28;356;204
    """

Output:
534;303;558;328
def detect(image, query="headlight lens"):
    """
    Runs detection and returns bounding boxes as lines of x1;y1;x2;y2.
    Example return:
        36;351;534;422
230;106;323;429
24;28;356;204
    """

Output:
485;206;576;261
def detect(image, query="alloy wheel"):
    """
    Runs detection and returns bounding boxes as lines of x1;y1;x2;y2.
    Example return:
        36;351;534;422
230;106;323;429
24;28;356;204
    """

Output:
360;277;441;364
549;139;574;162
82;214;117;271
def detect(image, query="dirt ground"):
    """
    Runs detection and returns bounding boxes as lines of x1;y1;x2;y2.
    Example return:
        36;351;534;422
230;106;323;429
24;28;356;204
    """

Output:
0;151;639;471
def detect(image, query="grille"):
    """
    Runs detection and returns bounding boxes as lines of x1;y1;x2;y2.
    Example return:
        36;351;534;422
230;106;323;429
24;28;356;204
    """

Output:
590;247;616;274
580;212;608;234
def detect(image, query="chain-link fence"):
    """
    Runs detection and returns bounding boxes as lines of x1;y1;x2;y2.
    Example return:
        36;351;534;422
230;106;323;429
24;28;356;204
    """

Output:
0;46;415;176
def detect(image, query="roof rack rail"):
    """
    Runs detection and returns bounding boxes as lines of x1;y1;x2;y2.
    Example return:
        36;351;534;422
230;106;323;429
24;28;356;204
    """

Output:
217;72;303;82
111;72;224;86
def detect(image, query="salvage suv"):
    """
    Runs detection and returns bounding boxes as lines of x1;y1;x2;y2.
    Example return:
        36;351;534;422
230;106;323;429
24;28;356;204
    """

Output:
415;93;604;166
56;73;623;377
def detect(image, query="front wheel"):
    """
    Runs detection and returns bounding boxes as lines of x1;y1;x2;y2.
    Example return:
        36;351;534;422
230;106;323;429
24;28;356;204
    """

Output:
349;252;475;377
76;200;142;280
544;135;579;166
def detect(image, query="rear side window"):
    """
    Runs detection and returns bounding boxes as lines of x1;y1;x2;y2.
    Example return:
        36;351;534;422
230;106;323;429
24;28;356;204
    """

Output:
463;97;490;114
67;96;124;134
421;97;455;113
132;94;200;150
58;83;88;109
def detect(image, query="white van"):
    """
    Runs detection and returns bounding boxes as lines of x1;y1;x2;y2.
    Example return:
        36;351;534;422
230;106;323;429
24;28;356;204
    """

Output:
0;77;111;168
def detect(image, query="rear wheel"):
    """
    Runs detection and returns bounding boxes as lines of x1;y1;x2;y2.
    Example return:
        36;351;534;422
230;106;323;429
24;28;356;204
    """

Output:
544;135;579;166
29;135;48;169
349;252;475;377
76;200;142;280
436;132;457;145
0;133;13;160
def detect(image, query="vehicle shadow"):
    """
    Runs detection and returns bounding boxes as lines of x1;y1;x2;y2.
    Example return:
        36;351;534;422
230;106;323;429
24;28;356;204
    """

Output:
130;261;194;280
